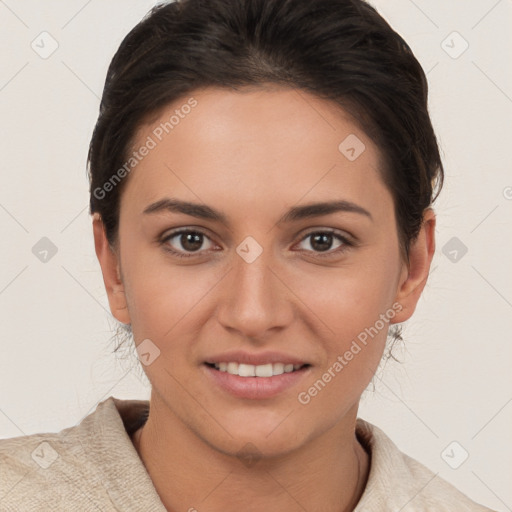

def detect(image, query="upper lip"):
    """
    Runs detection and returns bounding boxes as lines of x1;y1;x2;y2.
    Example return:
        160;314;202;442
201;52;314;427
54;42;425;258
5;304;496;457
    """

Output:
204;350;309;366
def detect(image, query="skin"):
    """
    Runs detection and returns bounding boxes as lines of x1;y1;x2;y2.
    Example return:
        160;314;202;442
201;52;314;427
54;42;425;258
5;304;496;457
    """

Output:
93;86;435;512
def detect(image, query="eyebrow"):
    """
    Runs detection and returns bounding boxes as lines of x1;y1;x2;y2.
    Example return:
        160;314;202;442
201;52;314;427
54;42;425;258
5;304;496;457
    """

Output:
142;197;373;226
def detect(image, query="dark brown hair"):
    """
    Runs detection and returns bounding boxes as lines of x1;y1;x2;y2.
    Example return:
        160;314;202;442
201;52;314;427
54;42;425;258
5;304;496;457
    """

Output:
88;0;443;259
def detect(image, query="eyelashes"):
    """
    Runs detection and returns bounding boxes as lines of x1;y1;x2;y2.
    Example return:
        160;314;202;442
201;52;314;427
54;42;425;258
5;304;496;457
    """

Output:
160;229;217;258
159;228;355;260
295;230;352;256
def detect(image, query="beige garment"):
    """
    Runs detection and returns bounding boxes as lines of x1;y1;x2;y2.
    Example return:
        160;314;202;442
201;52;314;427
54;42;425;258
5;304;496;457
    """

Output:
0;396;496;511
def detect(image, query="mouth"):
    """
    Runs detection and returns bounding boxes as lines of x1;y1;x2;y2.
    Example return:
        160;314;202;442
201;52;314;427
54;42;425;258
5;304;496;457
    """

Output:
202;361;311;400
204;361;310;377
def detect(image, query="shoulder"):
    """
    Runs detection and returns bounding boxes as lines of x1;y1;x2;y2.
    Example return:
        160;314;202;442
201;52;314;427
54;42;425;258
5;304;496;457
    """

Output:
354;419;496;512
0;422;104;510
0;396;162;512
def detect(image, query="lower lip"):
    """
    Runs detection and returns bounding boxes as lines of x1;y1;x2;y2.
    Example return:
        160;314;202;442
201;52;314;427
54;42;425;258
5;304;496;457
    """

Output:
203;364;310;400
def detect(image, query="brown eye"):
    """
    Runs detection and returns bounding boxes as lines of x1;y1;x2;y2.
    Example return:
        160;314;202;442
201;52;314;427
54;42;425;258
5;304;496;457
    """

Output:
309;233;335;252
178;232;204;252
296;230;352;257
161;229;215;257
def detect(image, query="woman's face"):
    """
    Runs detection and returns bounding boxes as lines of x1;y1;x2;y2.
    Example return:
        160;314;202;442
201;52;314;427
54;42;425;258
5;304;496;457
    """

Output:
96;86;430;458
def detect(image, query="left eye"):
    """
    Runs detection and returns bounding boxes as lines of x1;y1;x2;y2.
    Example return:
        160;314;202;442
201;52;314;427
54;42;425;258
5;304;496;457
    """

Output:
296;231;349;254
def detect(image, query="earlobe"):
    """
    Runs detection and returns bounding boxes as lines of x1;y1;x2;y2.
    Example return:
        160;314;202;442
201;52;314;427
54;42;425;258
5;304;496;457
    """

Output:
92;214;131;325
391;209;436;324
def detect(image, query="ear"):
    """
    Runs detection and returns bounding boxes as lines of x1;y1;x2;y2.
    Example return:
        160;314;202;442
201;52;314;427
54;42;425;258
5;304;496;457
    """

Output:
391;208;436;324
92;213;131;325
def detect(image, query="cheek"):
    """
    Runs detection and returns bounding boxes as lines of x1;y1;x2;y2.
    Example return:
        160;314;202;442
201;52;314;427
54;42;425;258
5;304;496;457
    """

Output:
294;267;397;418
123;251;220;351
296;258;400;340
292;250;401;400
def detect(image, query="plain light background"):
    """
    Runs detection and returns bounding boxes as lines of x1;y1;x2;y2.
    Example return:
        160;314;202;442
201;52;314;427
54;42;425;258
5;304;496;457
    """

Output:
0;0;511;510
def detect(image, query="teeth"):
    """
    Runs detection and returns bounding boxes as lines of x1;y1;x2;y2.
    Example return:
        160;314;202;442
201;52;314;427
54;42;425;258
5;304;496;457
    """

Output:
212;362;305;377
238;363;255;377
254;363;271;377
227;362;238;374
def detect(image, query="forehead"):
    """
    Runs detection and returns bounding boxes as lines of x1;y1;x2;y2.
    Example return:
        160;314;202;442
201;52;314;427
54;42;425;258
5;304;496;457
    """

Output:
121;86;390;219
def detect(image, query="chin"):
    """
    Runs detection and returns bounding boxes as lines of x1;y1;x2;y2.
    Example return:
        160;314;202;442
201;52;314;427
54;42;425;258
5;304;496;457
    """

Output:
199;416;311;461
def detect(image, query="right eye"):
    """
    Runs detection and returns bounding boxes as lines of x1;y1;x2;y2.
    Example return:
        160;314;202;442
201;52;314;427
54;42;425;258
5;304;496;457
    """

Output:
160;229;217;258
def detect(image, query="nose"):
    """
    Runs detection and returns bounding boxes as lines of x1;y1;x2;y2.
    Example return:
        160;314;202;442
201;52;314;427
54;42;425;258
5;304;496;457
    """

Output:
215;245;295;341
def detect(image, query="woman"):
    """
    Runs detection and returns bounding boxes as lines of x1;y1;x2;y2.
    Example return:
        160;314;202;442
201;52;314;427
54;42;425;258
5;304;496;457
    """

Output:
0;0;497;510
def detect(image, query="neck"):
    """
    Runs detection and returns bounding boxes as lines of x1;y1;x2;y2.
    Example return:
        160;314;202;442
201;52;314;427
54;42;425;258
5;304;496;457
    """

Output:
131;397;369;512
